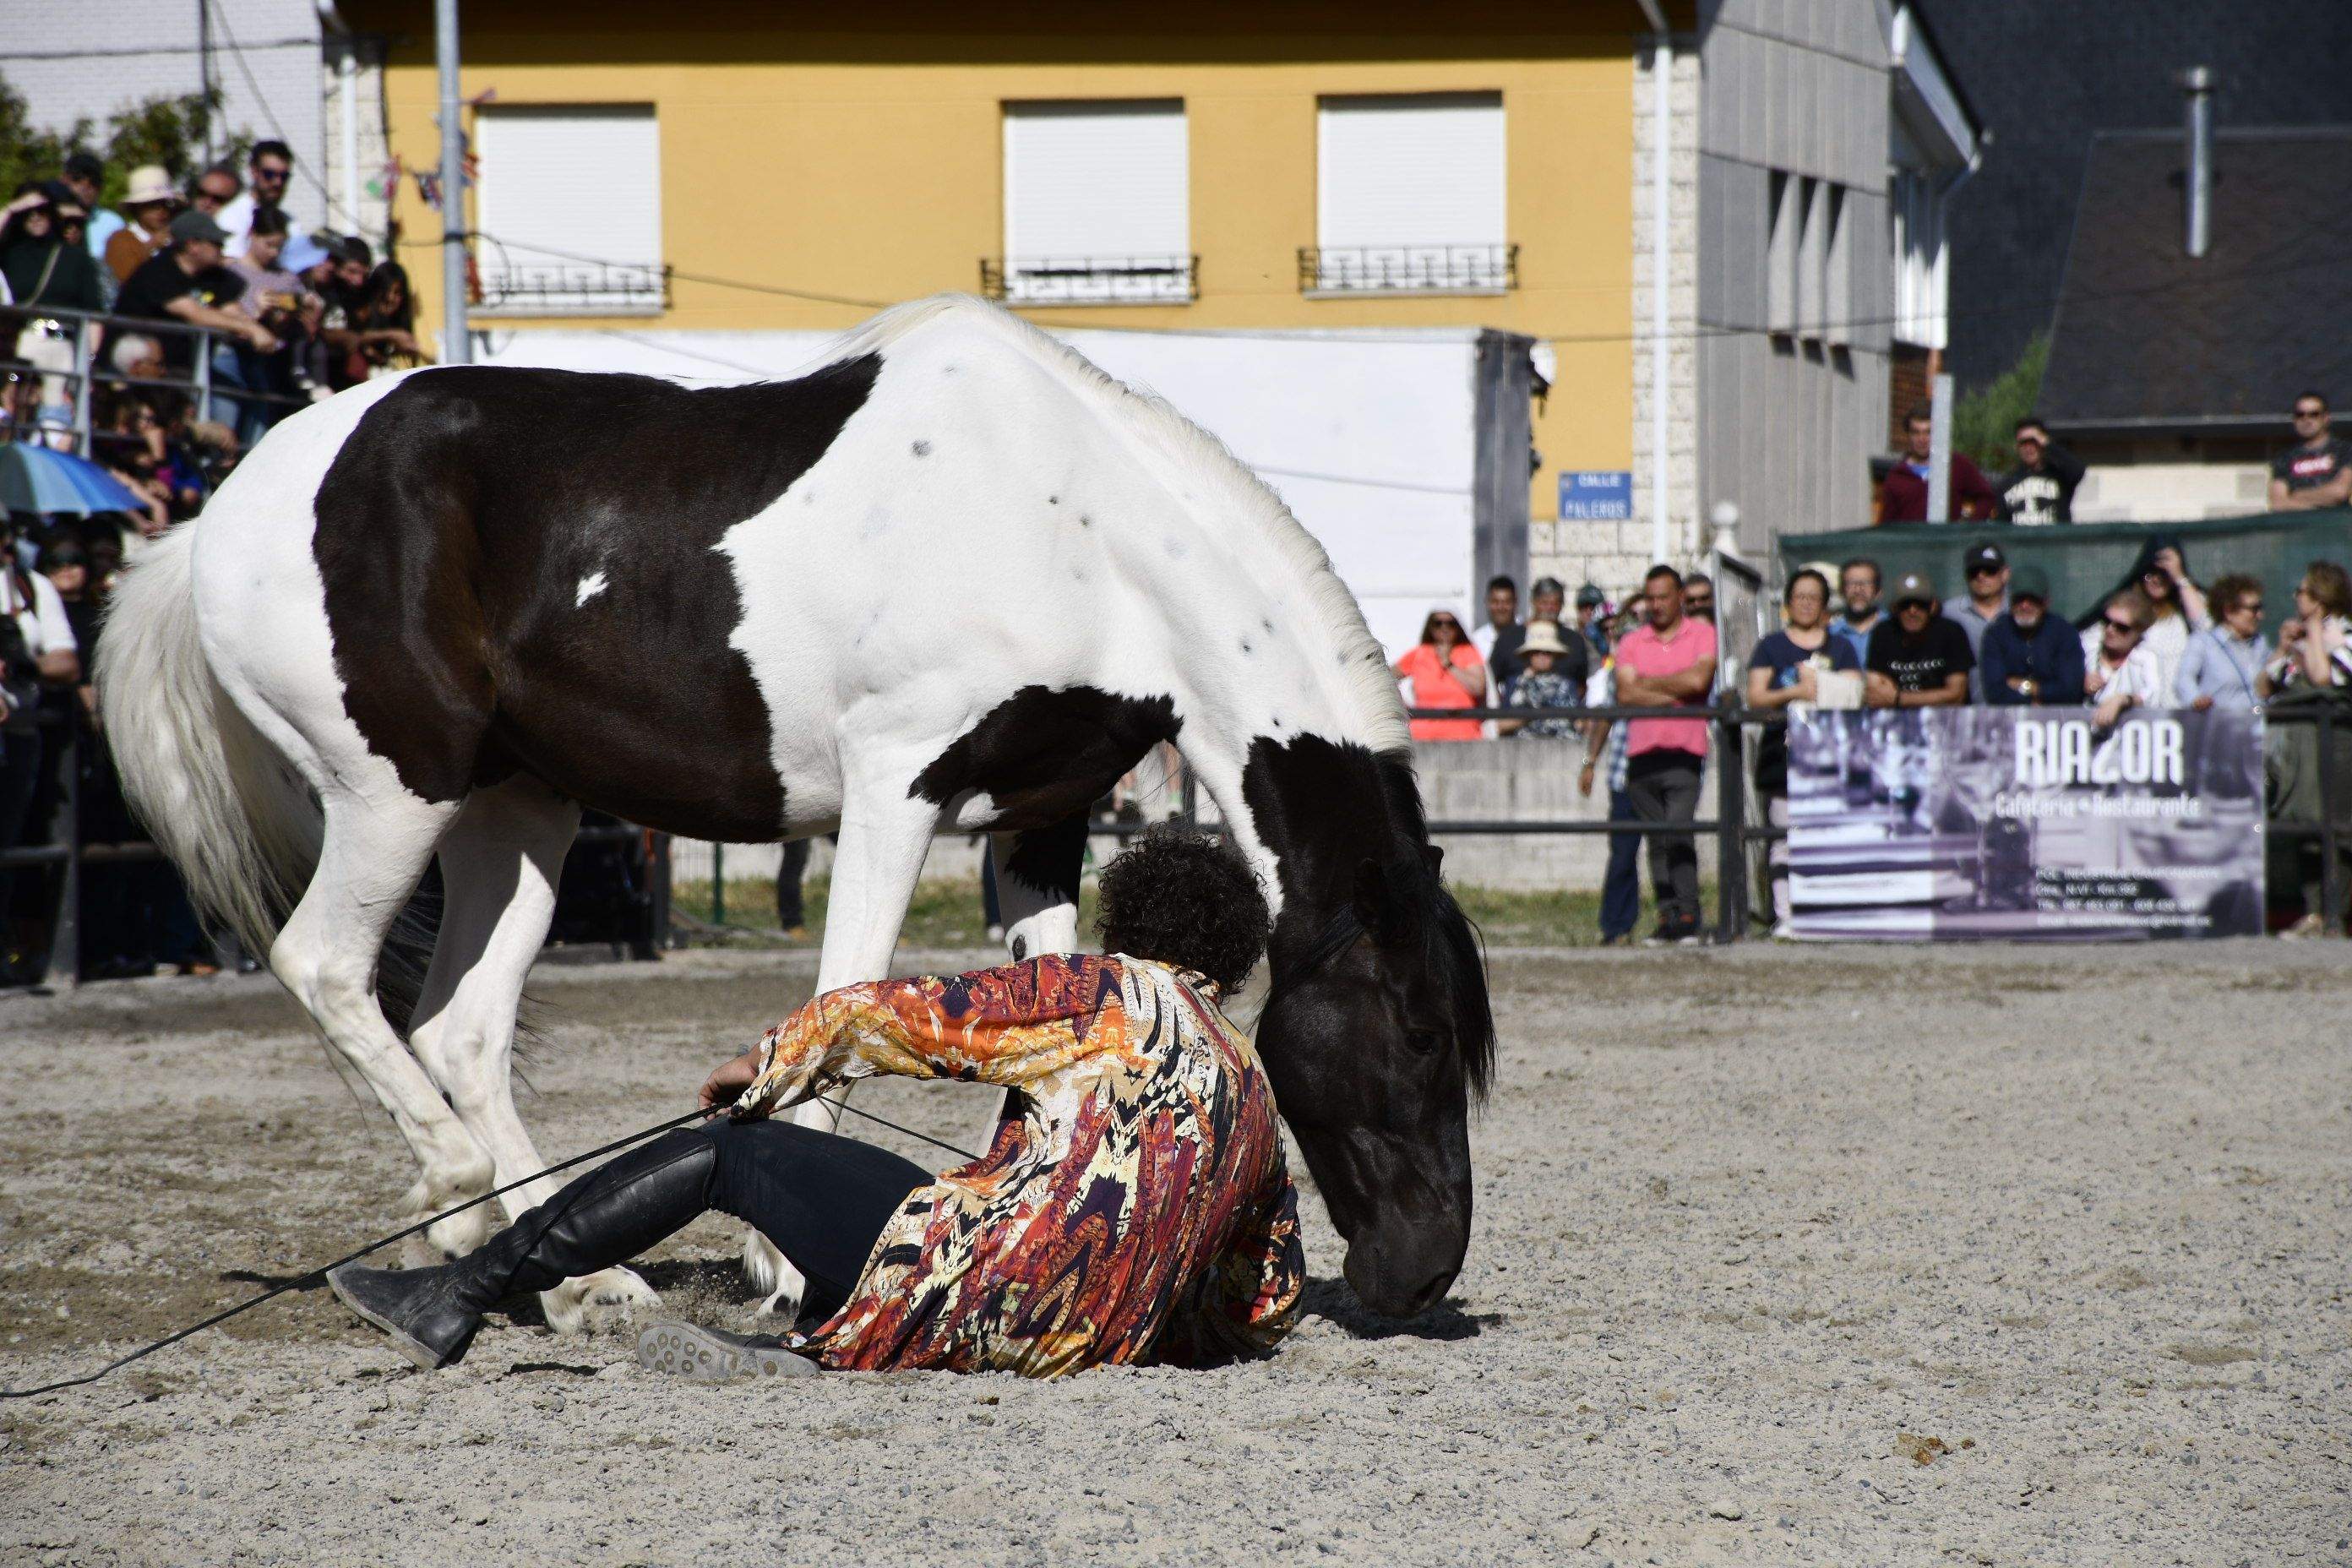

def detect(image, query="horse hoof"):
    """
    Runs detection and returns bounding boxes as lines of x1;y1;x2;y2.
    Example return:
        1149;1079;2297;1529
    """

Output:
741;1231;805;1320
541;1266;659;1335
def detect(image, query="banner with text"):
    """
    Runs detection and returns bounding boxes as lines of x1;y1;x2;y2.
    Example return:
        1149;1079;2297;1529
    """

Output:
1788;708;2263;940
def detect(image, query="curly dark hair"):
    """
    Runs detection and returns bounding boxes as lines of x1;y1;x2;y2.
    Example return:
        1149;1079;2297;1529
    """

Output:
1094;828;1271;994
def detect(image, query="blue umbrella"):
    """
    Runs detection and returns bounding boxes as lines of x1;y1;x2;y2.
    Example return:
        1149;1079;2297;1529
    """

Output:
0;440;144;516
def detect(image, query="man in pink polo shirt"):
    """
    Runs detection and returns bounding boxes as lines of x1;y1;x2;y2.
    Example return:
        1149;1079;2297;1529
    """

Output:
1614;564;1719;944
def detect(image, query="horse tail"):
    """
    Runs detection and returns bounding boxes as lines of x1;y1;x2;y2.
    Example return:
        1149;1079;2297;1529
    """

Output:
95;523;320;966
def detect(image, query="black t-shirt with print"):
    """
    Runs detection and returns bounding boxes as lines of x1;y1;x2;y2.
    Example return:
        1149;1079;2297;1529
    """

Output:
2270;436;2352;493
1865;615;1974;694
113;252;248;370
1995;443;2086;524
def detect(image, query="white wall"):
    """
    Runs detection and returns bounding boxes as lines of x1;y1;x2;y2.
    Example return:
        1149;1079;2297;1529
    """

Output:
0;0;329;236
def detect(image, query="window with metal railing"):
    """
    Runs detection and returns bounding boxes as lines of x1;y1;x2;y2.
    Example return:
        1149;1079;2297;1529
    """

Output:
979;255;1198;306
473;255;672;317
1297;242;1518;297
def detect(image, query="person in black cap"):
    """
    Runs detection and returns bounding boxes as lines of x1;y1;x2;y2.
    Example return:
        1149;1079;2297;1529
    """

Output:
1573;582;1611;657
111;208;277;375
1941;542;2010;700
1978;566;2085;706
1864;571;1971;709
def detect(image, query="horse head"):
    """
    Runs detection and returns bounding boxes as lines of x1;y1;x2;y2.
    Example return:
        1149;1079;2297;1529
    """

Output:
1255;835;1495;1320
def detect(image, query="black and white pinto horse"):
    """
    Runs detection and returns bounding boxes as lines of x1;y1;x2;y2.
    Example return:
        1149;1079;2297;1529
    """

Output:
98;295;1494;1331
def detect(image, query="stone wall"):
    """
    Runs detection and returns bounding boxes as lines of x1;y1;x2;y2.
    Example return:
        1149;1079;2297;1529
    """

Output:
1530;35;1701;608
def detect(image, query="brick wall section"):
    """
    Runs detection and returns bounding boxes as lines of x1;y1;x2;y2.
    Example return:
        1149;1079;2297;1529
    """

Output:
1;0;327;234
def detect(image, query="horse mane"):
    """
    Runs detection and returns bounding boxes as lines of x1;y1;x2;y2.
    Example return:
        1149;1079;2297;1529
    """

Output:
808;295;1412;759
1372;757;1496;1100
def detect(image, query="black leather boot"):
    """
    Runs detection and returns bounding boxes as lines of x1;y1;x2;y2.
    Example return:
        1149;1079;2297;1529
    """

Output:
329;1130;716;1369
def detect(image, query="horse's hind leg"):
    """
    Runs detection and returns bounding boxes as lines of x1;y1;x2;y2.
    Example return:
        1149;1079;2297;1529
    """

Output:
406;776;660;1333
269;789;494;1264
988;814;1088;963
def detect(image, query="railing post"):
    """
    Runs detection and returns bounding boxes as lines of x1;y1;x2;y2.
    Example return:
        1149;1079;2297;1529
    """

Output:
647;832;672;952
2321;705;2343;935
193;326;213;424
710;841;725;926
1715;700;1746;943
41;720;83;989
69;317;94;458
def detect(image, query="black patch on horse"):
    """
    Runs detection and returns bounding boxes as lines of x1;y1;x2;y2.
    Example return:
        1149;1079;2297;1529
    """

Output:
1242;732;1495;1097
311;357;879;839
909;684;1179;832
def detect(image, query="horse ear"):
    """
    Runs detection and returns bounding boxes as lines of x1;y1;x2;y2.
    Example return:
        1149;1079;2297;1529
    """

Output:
1421;844;1445;877
1352;858;1386;932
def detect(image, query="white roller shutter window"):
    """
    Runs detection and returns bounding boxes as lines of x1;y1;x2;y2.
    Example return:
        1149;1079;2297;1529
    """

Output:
1002;101;1190;303
476;106;663;316
1315;93;1506;291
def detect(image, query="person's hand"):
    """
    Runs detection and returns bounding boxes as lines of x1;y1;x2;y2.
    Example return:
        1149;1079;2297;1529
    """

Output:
1863;671;1897;708
2095;693;2129;728
1577;757;1596;798
247;324;280;353
2153;547;2185;581
1793;663;1820;701
2191;694;2214;712
698;1047;765;1116
2278;617;2306;646
2084;663;2108;695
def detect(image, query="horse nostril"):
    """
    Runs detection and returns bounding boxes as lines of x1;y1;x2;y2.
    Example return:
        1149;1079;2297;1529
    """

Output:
1408;1271;1456;1316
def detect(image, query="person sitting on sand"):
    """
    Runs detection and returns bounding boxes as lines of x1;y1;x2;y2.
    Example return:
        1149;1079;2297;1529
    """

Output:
329;829;1303;1380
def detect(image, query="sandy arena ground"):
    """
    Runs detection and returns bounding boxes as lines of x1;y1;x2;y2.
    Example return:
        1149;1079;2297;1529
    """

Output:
3;940;2348;1565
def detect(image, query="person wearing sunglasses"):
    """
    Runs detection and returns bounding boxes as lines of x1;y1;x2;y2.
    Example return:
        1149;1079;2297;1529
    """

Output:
2268;393;2352;513
1941;542;2011;700
220;140;307;260
1394;607;1487;740
2081;590;2164;729
1980;566;2084;707
1862;572;1970;710
2175;574;2270;713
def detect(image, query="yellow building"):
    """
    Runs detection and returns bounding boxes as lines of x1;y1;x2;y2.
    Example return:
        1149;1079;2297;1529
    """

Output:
344;3;1663;572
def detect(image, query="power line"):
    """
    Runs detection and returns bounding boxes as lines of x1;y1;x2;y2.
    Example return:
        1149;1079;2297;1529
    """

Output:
202;0;364;232
421;222;2352;356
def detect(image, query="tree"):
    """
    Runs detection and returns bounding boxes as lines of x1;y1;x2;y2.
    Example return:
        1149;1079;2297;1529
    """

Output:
1954;333;2050;473
0;68;248;209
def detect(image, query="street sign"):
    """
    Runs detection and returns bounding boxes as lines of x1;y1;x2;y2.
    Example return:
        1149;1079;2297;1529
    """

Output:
1559;470;1632;520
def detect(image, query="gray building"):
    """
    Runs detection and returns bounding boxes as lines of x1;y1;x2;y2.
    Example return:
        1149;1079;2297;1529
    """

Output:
0;0;387;243
1539;0;1981;590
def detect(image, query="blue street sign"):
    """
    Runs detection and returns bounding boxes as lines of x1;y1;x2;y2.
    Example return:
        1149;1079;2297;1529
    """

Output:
1559;471;1632;520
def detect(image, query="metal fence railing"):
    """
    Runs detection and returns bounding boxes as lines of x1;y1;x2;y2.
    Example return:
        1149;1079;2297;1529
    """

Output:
3;301;314;461
3;699;2341;988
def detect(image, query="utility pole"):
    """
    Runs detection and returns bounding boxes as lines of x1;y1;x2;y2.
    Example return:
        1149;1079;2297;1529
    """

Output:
197;0;215;164
435;0;471;365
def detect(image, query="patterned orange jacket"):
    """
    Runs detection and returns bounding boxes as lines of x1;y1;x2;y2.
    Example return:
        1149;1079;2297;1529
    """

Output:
737;952;1304;1377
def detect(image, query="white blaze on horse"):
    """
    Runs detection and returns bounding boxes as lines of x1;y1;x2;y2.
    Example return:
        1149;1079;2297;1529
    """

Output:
98;295;1493;1331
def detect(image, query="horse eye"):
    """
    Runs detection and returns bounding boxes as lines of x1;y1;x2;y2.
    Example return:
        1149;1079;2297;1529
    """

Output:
1406;1028;1445;1056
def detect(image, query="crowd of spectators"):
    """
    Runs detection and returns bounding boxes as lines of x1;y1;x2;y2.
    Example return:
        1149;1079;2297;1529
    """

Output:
1405;392;2352;944
0;141;430;988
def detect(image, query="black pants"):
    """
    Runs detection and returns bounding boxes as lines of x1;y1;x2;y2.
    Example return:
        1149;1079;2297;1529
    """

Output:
1625;750;1702;929
654;1119;929;1321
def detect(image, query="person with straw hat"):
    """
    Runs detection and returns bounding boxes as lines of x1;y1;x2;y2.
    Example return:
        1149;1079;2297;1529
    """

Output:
104;166;183;284
1496;620;1585;738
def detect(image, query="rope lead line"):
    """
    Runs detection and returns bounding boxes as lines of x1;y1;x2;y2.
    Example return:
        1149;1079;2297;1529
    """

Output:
0;1094;981;1401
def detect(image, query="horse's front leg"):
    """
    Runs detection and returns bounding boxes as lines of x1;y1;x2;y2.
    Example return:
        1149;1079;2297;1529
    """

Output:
743;786;945;1320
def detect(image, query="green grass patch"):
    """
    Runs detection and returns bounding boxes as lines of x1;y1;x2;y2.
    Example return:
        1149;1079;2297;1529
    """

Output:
675;872;1717;951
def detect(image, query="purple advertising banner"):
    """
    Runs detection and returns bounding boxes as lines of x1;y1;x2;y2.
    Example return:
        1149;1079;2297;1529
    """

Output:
1788;708;2264;940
